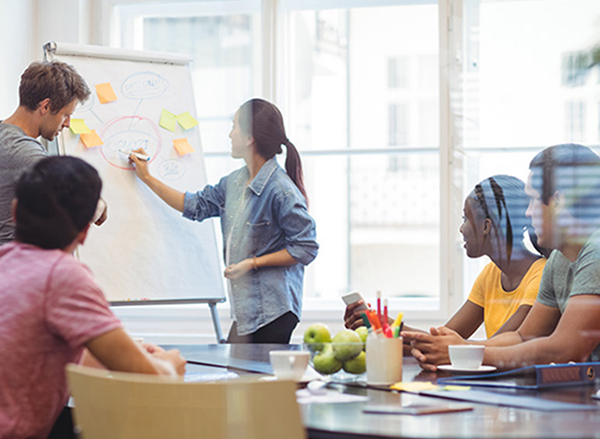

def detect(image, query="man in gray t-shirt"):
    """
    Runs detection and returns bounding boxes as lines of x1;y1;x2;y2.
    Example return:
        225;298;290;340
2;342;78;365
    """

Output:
404;143;600;370
0;60;95;245
0;125;47;244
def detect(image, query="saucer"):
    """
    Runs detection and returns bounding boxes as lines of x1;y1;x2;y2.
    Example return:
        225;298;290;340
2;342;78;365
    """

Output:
437;364;497;374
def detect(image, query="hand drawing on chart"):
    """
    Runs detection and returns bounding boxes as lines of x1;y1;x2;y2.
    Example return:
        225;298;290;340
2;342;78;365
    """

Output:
77;70;188;179
100;116;161;171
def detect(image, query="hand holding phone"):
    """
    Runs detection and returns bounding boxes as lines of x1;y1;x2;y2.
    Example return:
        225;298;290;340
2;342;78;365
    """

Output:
342;292;370;330
342;291;368;312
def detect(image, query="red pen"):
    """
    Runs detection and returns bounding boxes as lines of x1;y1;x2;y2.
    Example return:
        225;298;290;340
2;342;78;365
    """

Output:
376;291;382;328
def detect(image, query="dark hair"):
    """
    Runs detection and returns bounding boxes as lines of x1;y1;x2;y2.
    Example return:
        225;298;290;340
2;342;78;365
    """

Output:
470;175;550;262
15;156;102;249
529;143;600;222
19;61;90;113
237;98;308;202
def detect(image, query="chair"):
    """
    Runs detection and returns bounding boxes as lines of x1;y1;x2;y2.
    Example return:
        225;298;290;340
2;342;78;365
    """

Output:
66;364;306;439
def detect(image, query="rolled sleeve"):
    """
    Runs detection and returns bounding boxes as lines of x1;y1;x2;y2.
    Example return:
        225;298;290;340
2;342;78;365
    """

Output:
182;176;227;222
277;192;318;266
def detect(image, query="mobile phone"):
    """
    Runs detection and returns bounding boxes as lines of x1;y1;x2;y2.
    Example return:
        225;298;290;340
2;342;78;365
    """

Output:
363;403;473;416
341;291;368;312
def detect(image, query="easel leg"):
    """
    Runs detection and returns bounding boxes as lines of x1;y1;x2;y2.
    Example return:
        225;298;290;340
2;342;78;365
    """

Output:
209;302;226;343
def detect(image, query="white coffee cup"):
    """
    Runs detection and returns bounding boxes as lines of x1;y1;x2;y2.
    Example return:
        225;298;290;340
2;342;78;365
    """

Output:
448;345;485;369
269;351;310;381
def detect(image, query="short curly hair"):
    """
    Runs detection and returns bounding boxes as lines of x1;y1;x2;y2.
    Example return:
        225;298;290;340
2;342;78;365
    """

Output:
19;61;90;113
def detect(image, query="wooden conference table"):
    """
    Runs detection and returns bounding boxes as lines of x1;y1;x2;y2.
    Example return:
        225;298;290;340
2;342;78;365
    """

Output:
164;344;600;439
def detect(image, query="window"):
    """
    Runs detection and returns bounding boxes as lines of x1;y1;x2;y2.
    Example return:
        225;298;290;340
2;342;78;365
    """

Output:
109;0;600;320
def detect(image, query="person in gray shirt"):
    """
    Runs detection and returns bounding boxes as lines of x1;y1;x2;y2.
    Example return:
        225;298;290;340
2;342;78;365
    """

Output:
0;60;106;245
404;143;600;370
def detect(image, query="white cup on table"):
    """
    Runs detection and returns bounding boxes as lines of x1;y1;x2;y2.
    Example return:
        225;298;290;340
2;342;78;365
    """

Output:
269;351;310;381
448;345;485;369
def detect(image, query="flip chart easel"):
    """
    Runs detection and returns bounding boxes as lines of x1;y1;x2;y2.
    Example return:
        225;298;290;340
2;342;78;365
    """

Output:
44;41;226;342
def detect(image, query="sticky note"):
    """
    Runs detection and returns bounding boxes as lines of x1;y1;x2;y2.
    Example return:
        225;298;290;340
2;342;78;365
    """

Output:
95;82;117;104
390;381;439;392
70;119;91;134
80;130;103;148
173;138;195;156
177;111;199;130
159;109;177;132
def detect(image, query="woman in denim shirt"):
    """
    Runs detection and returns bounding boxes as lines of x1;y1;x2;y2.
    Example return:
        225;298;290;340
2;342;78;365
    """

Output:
130;99;318;343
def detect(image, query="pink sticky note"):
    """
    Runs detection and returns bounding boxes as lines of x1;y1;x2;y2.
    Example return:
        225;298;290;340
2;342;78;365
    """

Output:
80;130;104;148
173;138;195;156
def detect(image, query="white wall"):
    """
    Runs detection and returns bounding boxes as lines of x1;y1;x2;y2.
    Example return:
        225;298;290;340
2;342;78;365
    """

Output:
0;0;37;118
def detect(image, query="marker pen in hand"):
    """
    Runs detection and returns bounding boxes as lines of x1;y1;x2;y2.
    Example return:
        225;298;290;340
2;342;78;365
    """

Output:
119;148;151;161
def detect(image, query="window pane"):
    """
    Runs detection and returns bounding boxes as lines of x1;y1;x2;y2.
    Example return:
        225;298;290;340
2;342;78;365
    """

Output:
458;0;600;299
283;3;440;300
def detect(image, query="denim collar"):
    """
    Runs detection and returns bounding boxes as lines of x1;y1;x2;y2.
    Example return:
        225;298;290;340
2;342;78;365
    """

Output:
247;157;278;197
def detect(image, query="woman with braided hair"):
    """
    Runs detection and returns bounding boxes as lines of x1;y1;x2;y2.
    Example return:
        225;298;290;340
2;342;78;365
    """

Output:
130;98;318;343
345;175;548;340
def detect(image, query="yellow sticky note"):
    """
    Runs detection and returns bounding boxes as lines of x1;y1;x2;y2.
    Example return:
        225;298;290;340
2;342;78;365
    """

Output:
159;109;177;132
95;82;117;104
173;138;195;156
390;381;439;392
80;130;103;148
177;111;199;130
70;119;91;134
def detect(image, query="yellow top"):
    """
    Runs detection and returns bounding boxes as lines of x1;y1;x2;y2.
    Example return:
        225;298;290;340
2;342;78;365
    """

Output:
467;258;546;338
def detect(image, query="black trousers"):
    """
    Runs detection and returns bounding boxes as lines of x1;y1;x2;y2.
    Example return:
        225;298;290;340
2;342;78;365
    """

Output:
227;311;299;344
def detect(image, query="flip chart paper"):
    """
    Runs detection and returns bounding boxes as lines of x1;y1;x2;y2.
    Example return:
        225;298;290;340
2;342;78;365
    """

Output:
173;137;195;155
70;119;91;134
159;109;177;132
80;130;104;148
95;82;117;104
177;111;199;130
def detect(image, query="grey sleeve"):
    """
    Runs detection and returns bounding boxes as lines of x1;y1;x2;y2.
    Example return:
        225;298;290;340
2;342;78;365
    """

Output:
9;138;47;173
570;241;600;298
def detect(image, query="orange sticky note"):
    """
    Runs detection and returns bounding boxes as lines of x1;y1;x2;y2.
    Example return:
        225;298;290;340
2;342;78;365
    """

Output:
95;83;117;104
173;138;195;156
80;130;104;148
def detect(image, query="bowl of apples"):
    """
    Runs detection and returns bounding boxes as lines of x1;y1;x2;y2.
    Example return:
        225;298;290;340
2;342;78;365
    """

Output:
303;325;367;380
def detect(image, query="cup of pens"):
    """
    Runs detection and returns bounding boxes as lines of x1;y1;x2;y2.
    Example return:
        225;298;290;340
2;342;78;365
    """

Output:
363;296;404;385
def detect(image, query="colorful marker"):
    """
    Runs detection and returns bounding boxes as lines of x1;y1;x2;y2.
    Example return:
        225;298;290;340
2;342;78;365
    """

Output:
119;148;150;161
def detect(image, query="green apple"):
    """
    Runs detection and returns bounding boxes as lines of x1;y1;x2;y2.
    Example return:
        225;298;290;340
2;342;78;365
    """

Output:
331;329;363;361
303;323;332;350
343;351;366;374
313;343;343;375
355;326;368;346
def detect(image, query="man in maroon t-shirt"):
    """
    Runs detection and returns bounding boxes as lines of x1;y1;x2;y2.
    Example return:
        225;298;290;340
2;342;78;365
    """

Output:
0;156;186;439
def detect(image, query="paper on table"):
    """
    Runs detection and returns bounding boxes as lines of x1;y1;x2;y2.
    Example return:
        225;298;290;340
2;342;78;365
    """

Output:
177;111;199;130
159;109;177;132
296;388;368;405
95;82;117;104
173;138;195;155
70;119;91;134
80;130;103;148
